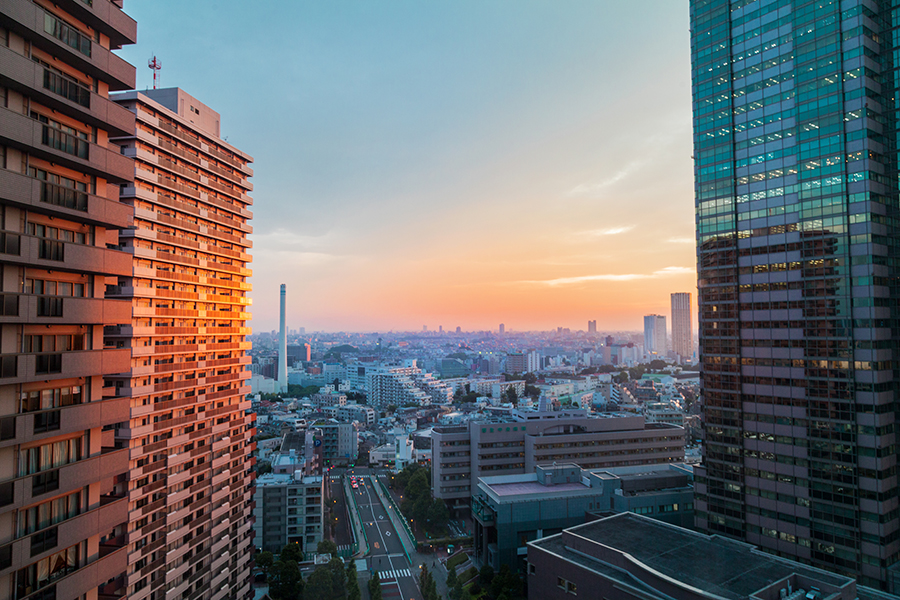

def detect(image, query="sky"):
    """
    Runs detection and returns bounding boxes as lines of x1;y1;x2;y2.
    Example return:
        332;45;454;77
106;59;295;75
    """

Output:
118;1;695;333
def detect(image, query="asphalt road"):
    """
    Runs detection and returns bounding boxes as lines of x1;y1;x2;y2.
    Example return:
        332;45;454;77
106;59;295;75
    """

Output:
328;472;354;549
348;467;420;600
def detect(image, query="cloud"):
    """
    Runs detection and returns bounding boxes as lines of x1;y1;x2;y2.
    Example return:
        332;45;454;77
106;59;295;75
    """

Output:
666;237;695;244
577;226;634;237
522;266;694;287
567;161;643;197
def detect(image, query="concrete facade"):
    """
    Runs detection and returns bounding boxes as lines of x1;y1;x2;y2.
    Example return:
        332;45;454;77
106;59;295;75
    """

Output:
252;473;323;554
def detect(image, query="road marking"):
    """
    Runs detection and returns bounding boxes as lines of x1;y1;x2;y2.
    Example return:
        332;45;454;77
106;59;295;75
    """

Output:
378;569;410;579
374;542;380;549
385;531;391;537
379;515;384;520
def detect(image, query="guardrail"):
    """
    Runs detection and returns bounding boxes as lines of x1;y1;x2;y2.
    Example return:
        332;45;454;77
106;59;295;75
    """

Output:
344;475;370;558
373;475;415;563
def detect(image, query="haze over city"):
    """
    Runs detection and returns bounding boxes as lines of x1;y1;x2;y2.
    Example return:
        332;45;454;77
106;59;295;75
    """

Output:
119;1;694;332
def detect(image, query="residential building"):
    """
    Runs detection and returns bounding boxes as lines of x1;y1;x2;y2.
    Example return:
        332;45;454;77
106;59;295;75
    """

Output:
431;407;685;514
670;292;692;361
252;472;323;554
587;320;597;334
107;88;255;600
506;353;526;374
526;350;541;373
472;463;694;571
643;314;666;357
366;364;451;408
691;1;900;587
314;419;357;466
0;2;136;599
526;513;896;600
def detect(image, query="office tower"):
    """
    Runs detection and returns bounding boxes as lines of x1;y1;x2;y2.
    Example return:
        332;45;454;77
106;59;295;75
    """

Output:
506;352;526;374
278;283;287;392
499;323;505;335
670;292;692;362
0;2;136;599
456;326;461;334
107;88;255;600
691;1;900;588
587;319;597;334
643;315;666;356
605;335;614;347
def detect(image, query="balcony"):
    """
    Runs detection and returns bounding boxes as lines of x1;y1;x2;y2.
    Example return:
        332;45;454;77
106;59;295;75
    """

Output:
53;0;137;48
0;294;129;326
0;348;129;386
0;169;132;229
0;107;133;183
0;1;135;90
0;232;132;277
0;396;130;449
0;46;135;137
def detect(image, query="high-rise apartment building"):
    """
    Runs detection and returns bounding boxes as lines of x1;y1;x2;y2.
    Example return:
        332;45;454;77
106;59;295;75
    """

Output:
643;314;667;357
670;292;692;362
105;88;255;600
587;319;597;334
0;2;136;599
691;0;900;588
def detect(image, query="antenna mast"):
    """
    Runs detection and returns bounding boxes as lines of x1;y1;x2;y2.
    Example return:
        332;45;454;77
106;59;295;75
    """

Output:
148;56;162;90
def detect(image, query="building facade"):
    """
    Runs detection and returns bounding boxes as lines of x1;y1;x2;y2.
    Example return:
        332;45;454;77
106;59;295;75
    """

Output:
106;88;255;600
431;408;685;513
670;292;692;361
691;0;900;588
0;2;137;599
252;472;323;554
643;314;667;357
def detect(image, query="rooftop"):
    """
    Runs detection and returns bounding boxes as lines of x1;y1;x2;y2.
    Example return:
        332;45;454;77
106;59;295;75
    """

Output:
530;513;892;600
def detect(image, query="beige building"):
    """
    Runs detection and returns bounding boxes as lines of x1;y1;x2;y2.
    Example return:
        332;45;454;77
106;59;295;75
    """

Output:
432;408;685;513
106;88;255;600
670;292;692;362
0;1;137;599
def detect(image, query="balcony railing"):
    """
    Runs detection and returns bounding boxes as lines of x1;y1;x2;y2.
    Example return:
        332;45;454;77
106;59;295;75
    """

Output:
38;240;64;262
40;181;88;212
0;233;20;256
0;294;18;317
42;70;90;108
36;297;63;318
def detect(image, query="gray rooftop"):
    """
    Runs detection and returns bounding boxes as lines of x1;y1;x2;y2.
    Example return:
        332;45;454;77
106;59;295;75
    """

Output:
530;513;895;600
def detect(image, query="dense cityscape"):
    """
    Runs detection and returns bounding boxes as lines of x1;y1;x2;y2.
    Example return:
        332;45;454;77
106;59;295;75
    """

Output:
0;1;899;600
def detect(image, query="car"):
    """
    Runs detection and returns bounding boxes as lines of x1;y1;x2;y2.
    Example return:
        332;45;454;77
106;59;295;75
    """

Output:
352;482;358;489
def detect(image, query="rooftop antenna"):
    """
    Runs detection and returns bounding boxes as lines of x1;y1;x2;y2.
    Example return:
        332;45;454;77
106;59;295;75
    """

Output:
148;55;161;90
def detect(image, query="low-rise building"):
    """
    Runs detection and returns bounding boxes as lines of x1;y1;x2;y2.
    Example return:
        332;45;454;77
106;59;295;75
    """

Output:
472;463;694;571
527;512;896;600
315;419;359;466
252;472;324;554
432;407;685;514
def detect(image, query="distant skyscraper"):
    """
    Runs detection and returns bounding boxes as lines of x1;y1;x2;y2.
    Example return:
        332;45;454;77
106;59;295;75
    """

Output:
605;335;614;347
499;323;505;335
643;315;666;357
691;0;900;588
588;319;597;334
456;326;462;334
279;283;288;392
439;325;443;333
670;293;692;362
109;87;255;599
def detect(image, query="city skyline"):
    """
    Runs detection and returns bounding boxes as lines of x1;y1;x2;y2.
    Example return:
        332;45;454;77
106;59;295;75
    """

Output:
116;1;695;333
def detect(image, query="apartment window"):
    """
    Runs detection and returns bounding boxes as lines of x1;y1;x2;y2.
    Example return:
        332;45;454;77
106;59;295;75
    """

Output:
17;544;78;598
42;11;91;56
30;527;58;556
31;113;89;159
18;436;84;477
23;334;86;354
30;168;89;211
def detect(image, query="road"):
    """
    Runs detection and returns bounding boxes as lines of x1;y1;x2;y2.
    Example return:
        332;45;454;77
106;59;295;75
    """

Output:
327;470;354;552
348;467;420;600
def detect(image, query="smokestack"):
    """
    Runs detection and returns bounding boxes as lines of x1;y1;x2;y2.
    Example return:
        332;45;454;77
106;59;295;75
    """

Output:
279;284;287;393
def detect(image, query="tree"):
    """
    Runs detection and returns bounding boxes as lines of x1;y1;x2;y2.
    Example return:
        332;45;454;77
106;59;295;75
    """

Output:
268;560;303;600
368;571;383;600
347;562;361;600
479;564;494;586
257;462;273;475
326;556;347;600
255;551;274;579
427;498;450;533
524;384;541;399
280;542;303;563
446;564;458;588
305;566;335;600
524;372;537;384
450;578;464;600
317;539;338;557
504;386;518;405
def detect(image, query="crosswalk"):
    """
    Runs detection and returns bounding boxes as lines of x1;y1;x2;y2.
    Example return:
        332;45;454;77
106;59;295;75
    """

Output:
377;568;411;580
337;544;353;554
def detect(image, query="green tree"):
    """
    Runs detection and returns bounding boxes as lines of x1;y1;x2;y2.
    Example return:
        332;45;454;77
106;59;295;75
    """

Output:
450;578;464;600
268;560;303;600
524;384;541;399
447;564;457;588
368;571;383;600
479;563;494;586
326;557;347;600
347;562;361;600
504;386;518;405
427;498;450;533
280;542;304;563
524;372;538;384
317;539;338;557
255;551;274;579
305;566;335;600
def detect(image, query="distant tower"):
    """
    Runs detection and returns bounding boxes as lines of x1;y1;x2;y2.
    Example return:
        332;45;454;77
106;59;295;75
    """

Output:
456;326;461;334
499;323;505;335
671;293;692;362
279;284;288;392
588;320;597;334
148;55;162;89
643;315;667;357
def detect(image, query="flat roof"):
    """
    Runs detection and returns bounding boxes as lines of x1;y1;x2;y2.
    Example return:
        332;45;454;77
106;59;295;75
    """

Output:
531;513;884;600
491;481;587;497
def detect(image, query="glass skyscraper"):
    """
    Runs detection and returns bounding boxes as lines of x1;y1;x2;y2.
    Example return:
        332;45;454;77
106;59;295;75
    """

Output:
691;0;900;589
